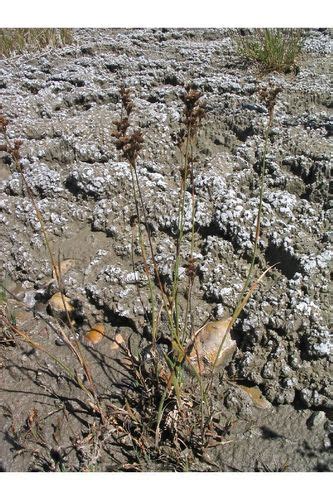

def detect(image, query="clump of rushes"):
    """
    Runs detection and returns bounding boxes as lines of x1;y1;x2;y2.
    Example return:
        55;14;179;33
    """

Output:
239;28;303;74
112;85;206;446
153;86;206;443
0;80;282;464
112;85;205;353
168;85;207;444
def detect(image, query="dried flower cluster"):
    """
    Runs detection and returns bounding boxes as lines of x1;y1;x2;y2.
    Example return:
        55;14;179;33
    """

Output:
0;112;9;133
0;111;9;152
112;86;144;168
0;111;22;162
185;256;198;282
178;84;205;144
259;84;282;123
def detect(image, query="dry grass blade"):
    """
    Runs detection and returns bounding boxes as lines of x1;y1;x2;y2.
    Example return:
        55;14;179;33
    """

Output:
0;312;84;393
0;114;104;422
0;311;108;424
52;259;76;281
204;264;276;396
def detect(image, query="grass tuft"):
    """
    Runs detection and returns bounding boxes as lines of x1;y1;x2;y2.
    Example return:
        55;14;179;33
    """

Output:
0;28;73;58
238;28;303;74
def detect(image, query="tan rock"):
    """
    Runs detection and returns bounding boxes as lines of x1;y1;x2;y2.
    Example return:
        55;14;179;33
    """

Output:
48;292;73;316
85;323;105;345
110;333;124;350
235;384;272;410
188;317;236;374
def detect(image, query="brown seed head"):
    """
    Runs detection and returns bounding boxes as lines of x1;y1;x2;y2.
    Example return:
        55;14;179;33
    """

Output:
120;86;134;116
0;114;8;133
12;139;22;162
259;84;282;119
178;84;206;144
112;88;144;167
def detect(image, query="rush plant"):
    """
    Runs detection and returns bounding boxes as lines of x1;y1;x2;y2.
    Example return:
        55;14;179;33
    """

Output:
239;28;303;74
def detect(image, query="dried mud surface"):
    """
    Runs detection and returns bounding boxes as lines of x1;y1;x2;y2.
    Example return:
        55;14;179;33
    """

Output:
0;28;332;471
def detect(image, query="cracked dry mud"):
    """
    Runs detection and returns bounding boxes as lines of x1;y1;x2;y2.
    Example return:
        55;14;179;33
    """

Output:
0;28;332;471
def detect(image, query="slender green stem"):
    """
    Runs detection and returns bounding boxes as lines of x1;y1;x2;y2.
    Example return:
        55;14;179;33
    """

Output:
129;165;158;343
133;164;168;306
234;118;271;304
172;131;192;342
131;162;178;342
182;141;197;344
204;111;275;397
3;131;102;416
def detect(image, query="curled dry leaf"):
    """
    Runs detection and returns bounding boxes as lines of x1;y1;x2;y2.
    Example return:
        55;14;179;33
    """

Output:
188;317;236;375
48;292;74;316
52;259;76;281
85;323;105;345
